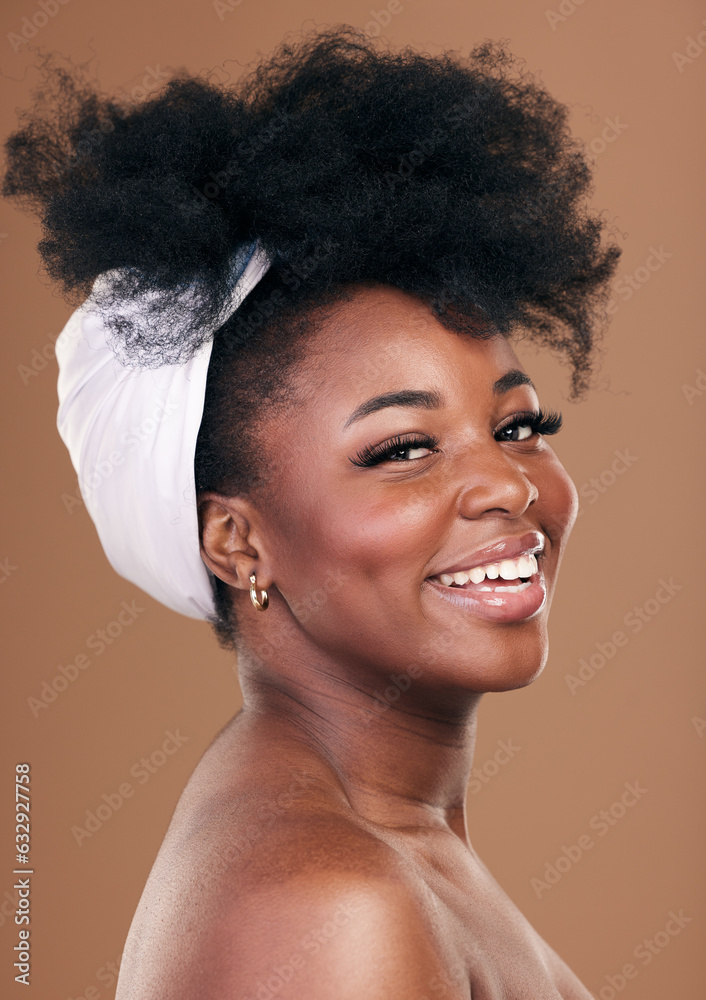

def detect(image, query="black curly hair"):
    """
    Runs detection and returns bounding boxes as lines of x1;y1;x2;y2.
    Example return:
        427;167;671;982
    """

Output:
2;26;620;649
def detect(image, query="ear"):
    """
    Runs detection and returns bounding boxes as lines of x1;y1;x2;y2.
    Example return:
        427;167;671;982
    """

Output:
197;492;271;592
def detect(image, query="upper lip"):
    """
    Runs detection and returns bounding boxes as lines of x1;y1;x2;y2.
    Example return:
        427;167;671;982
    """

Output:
428;530;546;576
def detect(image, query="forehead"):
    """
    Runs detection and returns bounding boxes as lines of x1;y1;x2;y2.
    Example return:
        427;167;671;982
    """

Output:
291;284;522;401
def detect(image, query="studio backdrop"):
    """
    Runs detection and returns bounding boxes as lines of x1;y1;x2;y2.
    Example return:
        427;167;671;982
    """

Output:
1;0;703;998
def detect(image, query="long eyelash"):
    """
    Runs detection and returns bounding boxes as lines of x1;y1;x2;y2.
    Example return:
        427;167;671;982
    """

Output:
350;409;561;469
350;433;439;468
496;408;563;437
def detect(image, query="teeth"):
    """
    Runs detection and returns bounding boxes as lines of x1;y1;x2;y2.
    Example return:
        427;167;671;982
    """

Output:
517;554;535;578
498;559;518;581
435;552;540;587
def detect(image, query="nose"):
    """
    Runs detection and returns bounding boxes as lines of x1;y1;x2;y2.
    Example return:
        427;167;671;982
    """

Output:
456;446;539;520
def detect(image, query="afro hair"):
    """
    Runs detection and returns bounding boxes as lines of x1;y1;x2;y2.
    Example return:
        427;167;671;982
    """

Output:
2;25;621;646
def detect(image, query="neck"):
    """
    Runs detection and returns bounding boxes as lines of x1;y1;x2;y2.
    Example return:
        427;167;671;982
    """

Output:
236;632;482;847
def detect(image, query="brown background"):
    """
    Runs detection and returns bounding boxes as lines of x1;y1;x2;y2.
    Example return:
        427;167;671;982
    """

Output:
1;0;704;997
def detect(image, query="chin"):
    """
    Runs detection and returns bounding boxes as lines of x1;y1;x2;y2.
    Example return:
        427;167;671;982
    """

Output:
455;615;551;693
481;655;548;693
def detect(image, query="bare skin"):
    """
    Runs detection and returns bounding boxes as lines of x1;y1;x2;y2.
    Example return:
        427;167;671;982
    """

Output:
115;285;589;999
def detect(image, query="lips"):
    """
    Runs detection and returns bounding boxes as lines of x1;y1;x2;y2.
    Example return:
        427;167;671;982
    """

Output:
428;530;545;578
425;530;548;623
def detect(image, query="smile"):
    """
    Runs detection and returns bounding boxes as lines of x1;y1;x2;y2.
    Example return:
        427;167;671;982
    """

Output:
430;553;539;592
425;538;548;623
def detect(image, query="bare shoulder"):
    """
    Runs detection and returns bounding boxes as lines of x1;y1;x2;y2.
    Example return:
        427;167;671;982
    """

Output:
205;861;458;1000
115;768;463;999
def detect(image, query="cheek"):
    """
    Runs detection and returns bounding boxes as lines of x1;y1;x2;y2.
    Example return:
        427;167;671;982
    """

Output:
267;476;445;661
280;480;442;590
537;450;579;551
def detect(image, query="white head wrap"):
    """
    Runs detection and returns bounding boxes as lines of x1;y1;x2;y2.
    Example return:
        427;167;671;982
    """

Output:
55;239;271;620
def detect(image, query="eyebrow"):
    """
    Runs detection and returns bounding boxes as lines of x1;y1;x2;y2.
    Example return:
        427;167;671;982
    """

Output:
344;389;442;429
492;369;536;395
343;369;535;429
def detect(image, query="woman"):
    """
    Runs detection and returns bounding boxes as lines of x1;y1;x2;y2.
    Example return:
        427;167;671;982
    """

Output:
3;27;619;998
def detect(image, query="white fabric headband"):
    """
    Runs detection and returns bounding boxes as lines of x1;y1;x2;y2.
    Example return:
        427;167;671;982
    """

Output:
56;240;272;620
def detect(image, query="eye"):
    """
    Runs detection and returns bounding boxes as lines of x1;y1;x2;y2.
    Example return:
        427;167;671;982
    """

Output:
495;408;563;442
350;433;440;468
498;422;534;442
391;443;434;460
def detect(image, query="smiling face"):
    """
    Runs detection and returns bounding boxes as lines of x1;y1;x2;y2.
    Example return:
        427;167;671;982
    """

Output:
227;284;579;693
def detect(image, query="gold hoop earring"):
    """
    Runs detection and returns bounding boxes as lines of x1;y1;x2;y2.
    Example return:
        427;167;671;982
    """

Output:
249;573;269;611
